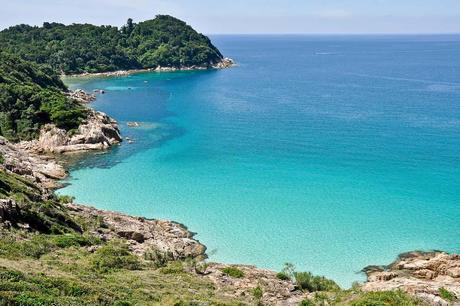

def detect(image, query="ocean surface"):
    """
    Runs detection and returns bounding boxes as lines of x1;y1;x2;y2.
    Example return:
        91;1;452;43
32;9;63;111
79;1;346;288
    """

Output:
61;35;460;287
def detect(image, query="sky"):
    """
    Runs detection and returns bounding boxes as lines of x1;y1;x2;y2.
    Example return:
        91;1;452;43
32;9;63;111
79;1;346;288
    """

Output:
1;0;460;34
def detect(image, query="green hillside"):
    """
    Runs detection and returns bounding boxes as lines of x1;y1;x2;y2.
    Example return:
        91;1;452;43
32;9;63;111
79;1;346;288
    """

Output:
0;15;224;74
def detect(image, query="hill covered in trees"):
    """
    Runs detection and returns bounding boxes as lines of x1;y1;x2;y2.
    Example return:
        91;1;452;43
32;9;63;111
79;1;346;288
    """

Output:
0;52;86;141
0;15;224;74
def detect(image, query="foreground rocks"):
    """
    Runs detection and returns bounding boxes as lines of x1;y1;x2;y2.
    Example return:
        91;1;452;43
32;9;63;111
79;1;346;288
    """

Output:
21;110;122;154
0;136;66;189
203;263;307;306
66;203;206;260
363;251;460;305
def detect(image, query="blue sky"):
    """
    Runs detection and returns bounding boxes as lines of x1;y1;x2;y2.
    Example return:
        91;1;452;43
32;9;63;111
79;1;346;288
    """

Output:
1;0;460;34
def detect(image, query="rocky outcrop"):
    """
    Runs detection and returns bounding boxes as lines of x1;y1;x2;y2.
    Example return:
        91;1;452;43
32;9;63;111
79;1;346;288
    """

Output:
362;251;460;305
66;89;96;103
67;58;235;77
0;137;66;189
203;263;307;306
0;199;20;226
213;57;235;69
66;203;206;260
22;110;122;154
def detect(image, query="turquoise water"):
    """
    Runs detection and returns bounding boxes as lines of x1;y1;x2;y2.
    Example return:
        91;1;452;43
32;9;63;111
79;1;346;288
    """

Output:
61;35;460;287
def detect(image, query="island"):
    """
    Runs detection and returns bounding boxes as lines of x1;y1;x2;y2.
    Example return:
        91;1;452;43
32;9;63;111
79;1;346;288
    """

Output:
0;15;458;306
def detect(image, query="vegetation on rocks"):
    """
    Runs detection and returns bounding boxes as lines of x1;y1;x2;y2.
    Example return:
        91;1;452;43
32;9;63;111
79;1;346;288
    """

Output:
0;15;224;74
349;290;420;306
220;266;245;278
438;287;456;302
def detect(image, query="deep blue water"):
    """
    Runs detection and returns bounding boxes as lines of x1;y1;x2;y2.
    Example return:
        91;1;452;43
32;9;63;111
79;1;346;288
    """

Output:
61;35;460;287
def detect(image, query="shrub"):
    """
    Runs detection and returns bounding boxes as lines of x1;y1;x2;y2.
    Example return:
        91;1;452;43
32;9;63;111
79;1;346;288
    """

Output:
51;233;99;248
91;241;140;272
439;287;456;302
57;195;75;204
159;261;185;274
276;272;290;281
294;271;340;292
253;285;263;305
221;266;245;278
144;247;173;268
20;235;56;259
299;299;315;306
351;290;419;306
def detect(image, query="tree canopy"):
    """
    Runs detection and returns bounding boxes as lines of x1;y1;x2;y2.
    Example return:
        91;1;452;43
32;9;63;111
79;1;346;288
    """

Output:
0;52;87;141
0;15;224;74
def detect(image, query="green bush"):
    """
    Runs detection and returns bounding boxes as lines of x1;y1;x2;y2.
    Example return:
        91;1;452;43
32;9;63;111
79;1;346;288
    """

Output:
91;241;140;272
439;287;456;302
144;247;173;268
351;290;419;306
298;299;315;306
57;195;75;204
276;272;290;281
160;261;185;274
294;271;340;292
51;233;99;248
253;285;263;304
220;266;245;278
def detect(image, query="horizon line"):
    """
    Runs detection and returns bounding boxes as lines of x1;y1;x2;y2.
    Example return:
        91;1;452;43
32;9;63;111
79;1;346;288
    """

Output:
205;32;460;36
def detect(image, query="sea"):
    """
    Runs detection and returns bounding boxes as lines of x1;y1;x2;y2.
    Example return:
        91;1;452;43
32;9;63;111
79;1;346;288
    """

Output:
60;35;460;287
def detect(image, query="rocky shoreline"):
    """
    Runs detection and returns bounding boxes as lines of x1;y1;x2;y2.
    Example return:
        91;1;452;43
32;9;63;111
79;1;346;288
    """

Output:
362;251;460;306
64;57;235;78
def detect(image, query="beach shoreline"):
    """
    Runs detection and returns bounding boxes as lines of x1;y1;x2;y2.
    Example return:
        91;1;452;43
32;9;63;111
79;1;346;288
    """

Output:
63;57;235;78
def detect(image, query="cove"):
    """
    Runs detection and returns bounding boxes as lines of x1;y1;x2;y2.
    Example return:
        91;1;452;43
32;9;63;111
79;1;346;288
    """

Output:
60;35;460;287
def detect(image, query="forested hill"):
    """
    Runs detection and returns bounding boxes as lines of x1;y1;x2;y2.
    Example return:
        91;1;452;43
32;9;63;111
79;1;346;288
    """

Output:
0;15;224;74
0;52;86;141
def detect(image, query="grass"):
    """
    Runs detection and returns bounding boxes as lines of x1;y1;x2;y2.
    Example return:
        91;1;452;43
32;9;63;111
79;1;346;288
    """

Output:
0;236;250;306
349;290;420;306
439;287;457;302
220;266;245;278
90;241;140;272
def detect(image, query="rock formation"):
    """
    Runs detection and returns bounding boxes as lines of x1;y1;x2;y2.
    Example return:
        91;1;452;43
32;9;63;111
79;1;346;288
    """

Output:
204;263;307;306
66;203;206;260
22;110;122;154
0;136;66;189
66;89;96;103
363;251;460;305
